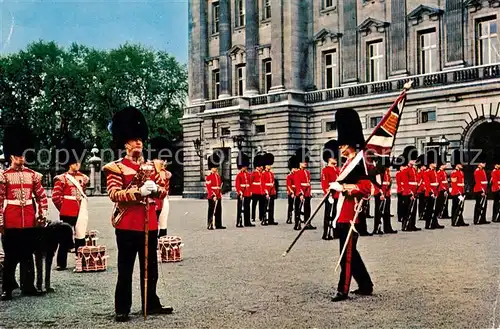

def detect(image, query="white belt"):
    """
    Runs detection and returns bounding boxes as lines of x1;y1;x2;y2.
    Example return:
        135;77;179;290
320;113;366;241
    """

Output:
291;185;296;188
457;183;464;186
409;182;417;185
240;184;249;187
6;199;33;206
383;182;390;185
252;182;261;185
211;187;221;190
265;183;274;186
64;195;78;200
441;181;448;184
431;183;439;186
481;181;488;184
301;183;310;186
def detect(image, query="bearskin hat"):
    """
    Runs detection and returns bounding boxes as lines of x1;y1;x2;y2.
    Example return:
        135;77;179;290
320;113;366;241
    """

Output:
323;139;339;163
237;151;250;169
391;155;404;170
295;147;310;163
56;134;86;167
288;155;299;170
109;106;149;148
149;136;173;161
336;109;365;149
415;154;425;168
262;152;274;167
451;149;465;167
3;123;35;161
424;149;438;167
401;146;418;165
207;152;220;169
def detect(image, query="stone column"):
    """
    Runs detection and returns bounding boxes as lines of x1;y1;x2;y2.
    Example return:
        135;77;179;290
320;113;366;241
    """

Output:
244;0;259;95
188;0;208;105
286;0;306;92
219;0;232;98
390;0;407;75
342;0;358;83
269;0;285;93
445;0;464;66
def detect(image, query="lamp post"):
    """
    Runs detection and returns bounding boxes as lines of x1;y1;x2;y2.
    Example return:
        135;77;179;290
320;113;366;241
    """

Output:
193;138;205;181
88;144;102;196
439;135;450;162
232;135;245;150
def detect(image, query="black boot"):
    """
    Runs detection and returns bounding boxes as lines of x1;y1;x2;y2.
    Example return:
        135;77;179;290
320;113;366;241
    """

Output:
158;229;168;237
1;291;12;301
331;292;348;302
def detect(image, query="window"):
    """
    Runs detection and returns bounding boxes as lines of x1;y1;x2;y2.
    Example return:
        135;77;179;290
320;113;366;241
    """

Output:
324;121;336;132
213;69;220;99
323;50;338;89
367;41;384;82
212;2;220;34
324;0;334;8
418;29;438;74
220;127;231;137
420;109;436;123
236;65;245;96
369;116;382;128
255;124;266;134
477;17;499;65
264;60;272;93
236;0;245;27
263;0;271;20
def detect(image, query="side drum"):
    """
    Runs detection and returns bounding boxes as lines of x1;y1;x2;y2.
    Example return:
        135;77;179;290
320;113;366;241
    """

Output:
157;236;183;263
75;245;108;272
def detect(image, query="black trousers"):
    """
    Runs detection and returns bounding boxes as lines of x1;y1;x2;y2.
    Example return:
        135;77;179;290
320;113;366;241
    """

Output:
382;197;394;232
251;195;265;221
287;195;295;222
442;196;450;218
397;193;405;222
493;191;500;222
115;229;162;315
267;196;276;222
373;194;383;232
451;195;465;225
294;197;311;224
474;192;487;224
435;191;446;220
323;196;337;237
2;228;38;293
424;196;436;228
402;195;418;229
336;223;373;295
56;215;80;268
237;196;252;226
207;198;223;228
418;193;426;219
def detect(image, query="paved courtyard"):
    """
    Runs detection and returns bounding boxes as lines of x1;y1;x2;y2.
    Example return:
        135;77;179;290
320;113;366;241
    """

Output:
1;197;500;329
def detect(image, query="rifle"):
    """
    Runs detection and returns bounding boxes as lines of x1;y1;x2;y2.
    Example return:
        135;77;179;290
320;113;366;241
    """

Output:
438;192;449;219
478;194;487;221
451;195;465;226
334;199;365;272
237;195;244;227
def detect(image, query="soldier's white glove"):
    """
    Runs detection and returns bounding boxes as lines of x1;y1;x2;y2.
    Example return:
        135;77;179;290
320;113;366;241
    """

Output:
458;195;465;202
144;180;158;193
140;184;152;196
329;182;343;192
42;210;49;219
328;196;334;204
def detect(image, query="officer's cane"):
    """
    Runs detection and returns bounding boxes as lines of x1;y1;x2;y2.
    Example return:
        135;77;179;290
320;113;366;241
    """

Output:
334;199;364;272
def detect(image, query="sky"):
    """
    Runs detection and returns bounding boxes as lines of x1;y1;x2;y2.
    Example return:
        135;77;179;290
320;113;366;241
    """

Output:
0;0;188;63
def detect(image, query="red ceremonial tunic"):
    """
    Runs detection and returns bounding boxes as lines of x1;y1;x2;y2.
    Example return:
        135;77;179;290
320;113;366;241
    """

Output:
424;169;439;197
205;172;222;199
286;172;296;196
473;168;488;193
335;157;372;224
0;166;48;228
321;166;338;195
293;169;312;197
103;157;168;232
491;169;500;193
251;170;264;195
52;171;89;217
235;171;252;197
396;170;404;194
262;170;276;196
437;170;448;193
381;169;391;197
155;168;171;212
416;170;426;194
402;165;418;196
450;169;465;196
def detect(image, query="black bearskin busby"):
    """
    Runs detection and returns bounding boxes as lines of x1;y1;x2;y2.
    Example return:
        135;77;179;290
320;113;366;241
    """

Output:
149;136;173;161
415;154;425;168
288;155;299;171
208;152;220;169
253;152;265;168
109;106;149;148
451;149;465;167
262;152;275;167
237;152;250;170
295;147;310;164
323;139;339;163
402;146;418;166
3;123;35;161
56;134;86;168
336;109;365;149
424;149;437;167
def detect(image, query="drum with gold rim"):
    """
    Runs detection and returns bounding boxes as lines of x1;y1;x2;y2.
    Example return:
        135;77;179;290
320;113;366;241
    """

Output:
75;245;108;272
157;236;183;263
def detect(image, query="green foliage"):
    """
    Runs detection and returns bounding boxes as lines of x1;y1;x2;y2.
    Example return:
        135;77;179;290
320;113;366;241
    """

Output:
0;40;187;152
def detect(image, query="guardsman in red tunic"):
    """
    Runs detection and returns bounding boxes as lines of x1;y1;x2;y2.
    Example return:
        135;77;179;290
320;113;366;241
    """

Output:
321;140;339;240
473;157;489;224
381;166;397;234
103;107;173;322
401;147;421;231
436;161;449;220
450;150;468;226
251;154;265;223
422;151;444;229
235;152;253;227
330;108;373;302
415;156;427;220
52;135;89;270
205;153;225;230
0;124;48;300
262;153;278;225
492;162;500;222
395;160;406;223
293;148;316;231
286;156;298;224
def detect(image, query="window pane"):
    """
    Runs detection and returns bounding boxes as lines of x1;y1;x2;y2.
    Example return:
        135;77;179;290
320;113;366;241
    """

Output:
482;40;489;64
491;22;497;34
265;61;271;73
325;54;332;66
326;68;333;88
428;111;436;121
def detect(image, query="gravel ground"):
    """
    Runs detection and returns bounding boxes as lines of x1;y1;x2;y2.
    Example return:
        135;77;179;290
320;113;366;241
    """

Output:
1;197;500;329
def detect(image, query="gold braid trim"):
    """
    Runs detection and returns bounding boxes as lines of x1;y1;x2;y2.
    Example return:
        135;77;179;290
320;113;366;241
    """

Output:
103;162;122;175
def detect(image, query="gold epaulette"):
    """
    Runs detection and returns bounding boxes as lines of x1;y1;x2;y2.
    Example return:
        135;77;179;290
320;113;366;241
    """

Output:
32;170;43;182
103;161;122;175
153;159;164;173
53;174;64;182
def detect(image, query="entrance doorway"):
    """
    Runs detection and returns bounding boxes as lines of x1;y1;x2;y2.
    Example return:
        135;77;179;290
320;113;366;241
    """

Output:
213;147;232;194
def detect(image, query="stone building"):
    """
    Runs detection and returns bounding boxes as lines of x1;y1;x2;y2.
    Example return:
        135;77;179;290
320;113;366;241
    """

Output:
181;0;500;198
